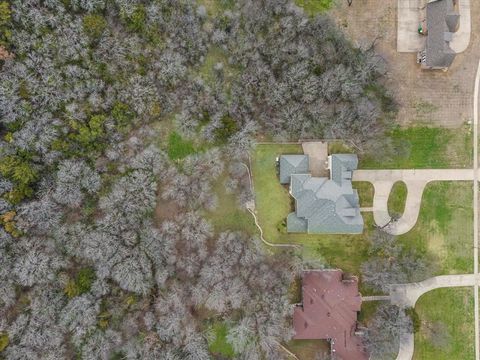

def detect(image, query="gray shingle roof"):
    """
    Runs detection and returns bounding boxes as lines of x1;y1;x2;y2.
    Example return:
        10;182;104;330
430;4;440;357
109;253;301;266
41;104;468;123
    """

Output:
424;0;458;69
287;212;308;233
279;155;309;184
281;153;363;234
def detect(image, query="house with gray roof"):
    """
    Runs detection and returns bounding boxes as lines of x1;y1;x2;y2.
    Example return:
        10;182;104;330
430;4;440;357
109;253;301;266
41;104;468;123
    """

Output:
417;0;459;70
279;154;363;234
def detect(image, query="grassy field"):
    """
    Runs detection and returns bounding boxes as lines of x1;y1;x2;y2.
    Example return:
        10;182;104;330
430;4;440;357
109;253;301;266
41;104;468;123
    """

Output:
388;181;407;217
167;131;196;160
413;288;474;360
197;0;235;16
252;144;473;281
204;175;257;235
398;182;473;275
360;126;472;169
294;0;335;15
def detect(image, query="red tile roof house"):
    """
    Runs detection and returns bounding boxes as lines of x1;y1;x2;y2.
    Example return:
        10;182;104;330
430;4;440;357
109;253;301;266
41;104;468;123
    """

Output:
293;270;368;360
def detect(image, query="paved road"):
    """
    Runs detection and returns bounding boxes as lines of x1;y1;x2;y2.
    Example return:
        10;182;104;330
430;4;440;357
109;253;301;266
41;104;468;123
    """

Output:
352;169;474;235
473;58;480;360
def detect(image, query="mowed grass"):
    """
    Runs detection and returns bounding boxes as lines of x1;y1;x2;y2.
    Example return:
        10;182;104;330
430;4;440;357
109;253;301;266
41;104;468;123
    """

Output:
353;181;374;207
398;181;473;275
413;288;474;360
360;126;472;169
388;181;407;217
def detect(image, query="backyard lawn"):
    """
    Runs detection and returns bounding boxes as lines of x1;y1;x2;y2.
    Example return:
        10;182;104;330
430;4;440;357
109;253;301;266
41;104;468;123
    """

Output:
286;339;330;359
294;0;335;15
413;288;474;360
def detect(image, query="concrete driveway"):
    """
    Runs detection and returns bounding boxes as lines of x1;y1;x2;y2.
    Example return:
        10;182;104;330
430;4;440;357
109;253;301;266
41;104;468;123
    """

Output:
397;0;471;53
397;0;425;52
352;169;474;235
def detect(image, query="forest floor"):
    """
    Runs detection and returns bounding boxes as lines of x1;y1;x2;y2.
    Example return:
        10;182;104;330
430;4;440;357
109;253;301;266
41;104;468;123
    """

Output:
328;0;480;129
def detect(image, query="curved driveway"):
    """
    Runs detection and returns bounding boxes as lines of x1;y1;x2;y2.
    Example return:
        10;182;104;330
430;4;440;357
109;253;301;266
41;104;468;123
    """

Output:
390;274;479;360
352;169;474;235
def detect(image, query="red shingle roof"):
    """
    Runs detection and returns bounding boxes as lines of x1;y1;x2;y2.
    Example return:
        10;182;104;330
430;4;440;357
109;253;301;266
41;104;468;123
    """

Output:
293;270;368;360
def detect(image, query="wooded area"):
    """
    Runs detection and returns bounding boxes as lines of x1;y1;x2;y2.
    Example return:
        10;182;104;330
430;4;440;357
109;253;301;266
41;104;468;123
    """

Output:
0;0;397;358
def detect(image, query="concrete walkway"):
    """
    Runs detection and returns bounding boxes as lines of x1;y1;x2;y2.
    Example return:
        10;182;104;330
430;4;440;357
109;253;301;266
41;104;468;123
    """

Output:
352;169;474;235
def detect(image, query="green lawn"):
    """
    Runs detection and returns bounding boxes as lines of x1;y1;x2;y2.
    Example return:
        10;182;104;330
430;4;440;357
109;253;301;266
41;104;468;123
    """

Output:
360;126;472;169
207;322;235;358
398;181;473;275
413;288;474;360
286;339;330;359
294;0;335;15
353;181;374;207
167;131;196;160
388;181;407;217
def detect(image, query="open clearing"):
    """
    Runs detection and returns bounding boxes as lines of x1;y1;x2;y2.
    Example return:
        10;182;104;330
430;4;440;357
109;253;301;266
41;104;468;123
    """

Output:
413;288;474;360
